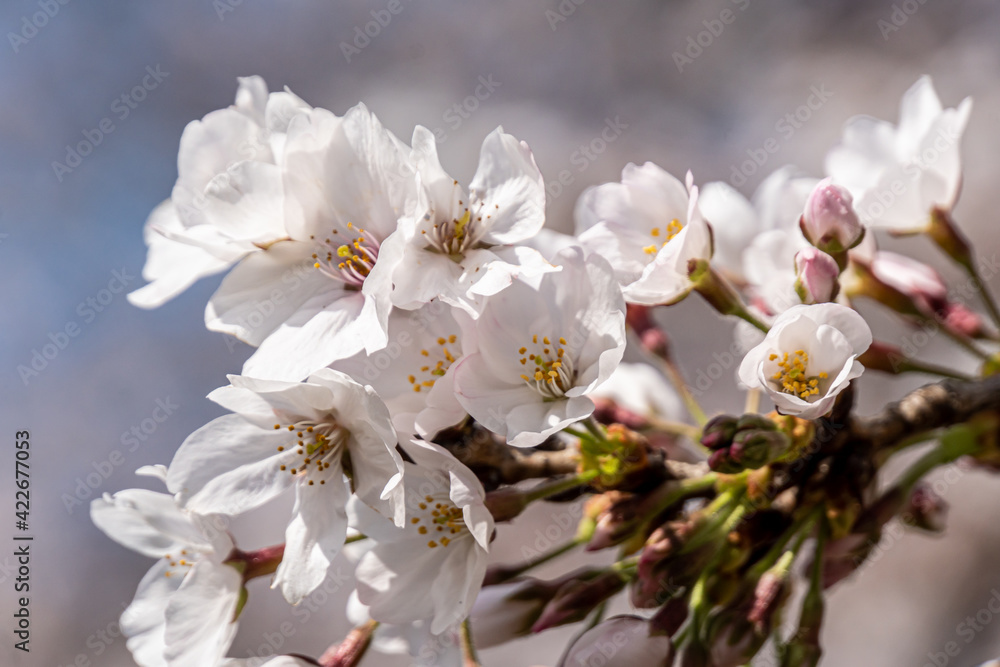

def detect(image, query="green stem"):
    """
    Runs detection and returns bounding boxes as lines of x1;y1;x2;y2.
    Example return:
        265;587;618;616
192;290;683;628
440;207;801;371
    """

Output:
461;618;482;667
490;537;584;583
524;470;599;504
936;322;991;362
645;415;703;441
969;267;1000;331
748;508;821;580
733;306;771;334
659;357;709;427
895;425;981;494
893;356;977;382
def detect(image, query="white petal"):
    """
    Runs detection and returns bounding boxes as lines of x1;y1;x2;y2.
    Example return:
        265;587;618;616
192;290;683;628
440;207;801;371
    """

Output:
163;560;242;667
121;559;182;667
470;128;546;245
274;480;351;603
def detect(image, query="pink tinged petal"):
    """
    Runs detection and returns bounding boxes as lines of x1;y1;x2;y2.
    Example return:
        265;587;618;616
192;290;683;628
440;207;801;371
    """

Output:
90;490;210;558
274;479;351;603
241;291;370;382
163;560;242;667
470;128;546;245
167;414;294;514
205;240;338;347
121;559;183;667
127;201;235;309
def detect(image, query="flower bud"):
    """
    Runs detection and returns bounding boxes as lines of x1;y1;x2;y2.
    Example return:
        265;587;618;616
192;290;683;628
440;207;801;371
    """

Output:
470;578;561;648
800;179;864;254
728;430;791;469
701;415;739;450
748;552;793;635
794;248;840;304
903;483;948;533
532;570;627;632
558;615;673;667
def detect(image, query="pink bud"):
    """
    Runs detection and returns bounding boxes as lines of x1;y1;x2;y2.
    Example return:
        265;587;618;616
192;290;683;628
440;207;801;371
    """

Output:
869;251;947;310
801;179;864;253
794;248;840;304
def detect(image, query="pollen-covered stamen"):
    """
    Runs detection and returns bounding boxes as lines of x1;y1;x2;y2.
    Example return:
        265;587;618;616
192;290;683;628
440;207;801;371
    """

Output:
421;187;490;256
310;222;381;287
272;418;352;486
518;334;575;399
643;218;684;256
410;334;459;394
411;493;468;549
769;350;829;400
162;549;197;578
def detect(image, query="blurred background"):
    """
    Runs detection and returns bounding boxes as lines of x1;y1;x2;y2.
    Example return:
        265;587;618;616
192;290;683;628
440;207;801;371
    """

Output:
4;0;1000;665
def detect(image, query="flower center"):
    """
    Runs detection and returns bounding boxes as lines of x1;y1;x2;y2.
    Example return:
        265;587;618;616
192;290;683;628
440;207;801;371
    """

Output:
421;197;491;257
518;334;575;399
411;493;467;549
310;222;381;287
409;335;459;393
162;549;196;578
643;219;683;256
769;350;828;400
272;419;352;486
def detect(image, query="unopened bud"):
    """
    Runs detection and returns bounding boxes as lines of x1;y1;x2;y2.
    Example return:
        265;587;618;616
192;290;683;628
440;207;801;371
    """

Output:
701;415;739;450
800;179;864;254
729;430;791;469
748;552;793;635
532;570;627;632
794;248;840;304
904;483;948;533
558;615;674;667
471;578;561;648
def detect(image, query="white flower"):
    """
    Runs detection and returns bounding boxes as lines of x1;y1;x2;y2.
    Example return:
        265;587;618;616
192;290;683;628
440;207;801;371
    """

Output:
129;76;310;309
91;483;241;667
742;228;810;316
354;440;493;635
208;103;421;381
694;166;817;282
331;303;472;438
825;76;972;233
575;163;712;305
390;126;556;315
220;659;313;667
452;247;626;447
738;303;872;420
166;369;404;603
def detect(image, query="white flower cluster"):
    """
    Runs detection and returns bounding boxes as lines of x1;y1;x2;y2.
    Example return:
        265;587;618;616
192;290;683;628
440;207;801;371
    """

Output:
92;74;979;666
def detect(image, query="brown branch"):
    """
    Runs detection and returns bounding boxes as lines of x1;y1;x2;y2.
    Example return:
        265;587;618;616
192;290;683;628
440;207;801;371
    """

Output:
851;374;1000;446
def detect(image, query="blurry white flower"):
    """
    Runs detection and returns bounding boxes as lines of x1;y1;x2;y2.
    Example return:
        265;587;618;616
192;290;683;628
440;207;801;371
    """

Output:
91;487;240;667
209;103;421;381
391;126;555;315
129;76;310;309
345;590;462;667
453;247;626;447
331;303;472;438
699;166;817;281
825;76;972;233
354;440;493;635
794;247;840;304
575;163;712;305
800;178;865;253
738;303;872;419
592;361;684;423
166;370;404;603
743;227;811;315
